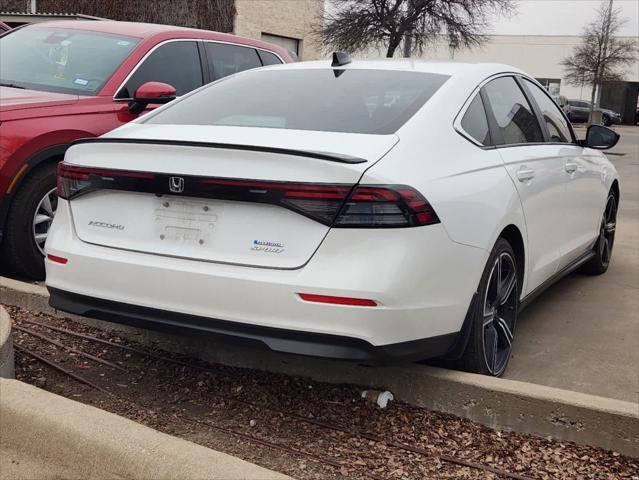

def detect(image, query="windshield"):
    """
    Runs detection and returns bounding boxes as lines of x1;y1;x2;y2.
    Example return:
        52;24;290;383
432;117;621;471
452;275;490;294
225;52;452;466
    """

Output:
0;27;139;95
146;69;449;134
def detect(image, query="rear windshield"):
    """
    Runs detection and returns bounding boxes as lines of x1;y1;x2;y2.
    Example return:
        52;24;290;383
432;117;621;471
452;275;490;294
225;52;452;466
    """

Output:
145;69;449;134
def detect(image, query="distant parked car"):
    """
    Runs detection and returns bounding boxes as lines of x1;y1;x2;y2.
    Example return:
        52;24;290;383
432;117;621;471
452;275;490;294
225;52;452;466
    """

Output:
0;20;293;279
46;59;620;376
0;21;10;32
566;99;621;126
551;94;568;114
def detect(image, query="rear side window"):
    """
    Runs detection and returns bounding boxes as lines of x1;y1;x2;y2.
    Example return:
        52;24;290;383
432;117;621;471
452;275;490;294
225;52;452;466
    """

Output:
118;41;203;98
146;69;449;135
205;43;262;80
523;79;572;143
460;94;491;146
483;77;544;145
258;50;283;66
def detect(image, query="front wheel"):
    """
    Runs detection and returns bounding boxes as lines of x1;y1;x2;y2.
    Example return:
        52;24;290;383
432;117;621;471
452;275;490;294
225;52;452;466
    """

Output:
460;238;519;377
1;163;58;280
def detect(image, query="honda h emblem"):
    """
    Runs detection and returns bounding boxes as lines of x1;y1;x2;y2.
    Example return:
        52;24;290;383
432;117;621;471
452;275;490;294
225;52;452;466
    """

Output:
169;176;185;193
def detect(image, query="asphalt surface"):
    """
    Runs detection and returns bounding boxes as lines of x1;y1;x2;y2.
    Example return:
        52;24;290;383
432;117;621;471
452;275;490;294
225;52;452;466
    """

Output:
504;126;639;403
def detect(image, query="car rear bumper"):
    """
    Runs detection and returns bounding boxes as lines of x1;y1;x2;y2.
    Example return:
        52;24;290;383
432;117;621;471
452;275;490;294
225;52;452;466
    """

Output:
48;287;457;362
45;200;487;361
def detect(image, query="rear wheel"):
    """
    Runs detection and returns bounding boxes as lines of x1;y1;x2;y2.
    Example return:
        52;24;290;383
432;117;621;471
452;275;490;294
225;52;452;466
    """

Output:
460;238;519;377
1;163;58;280
581;193;617;275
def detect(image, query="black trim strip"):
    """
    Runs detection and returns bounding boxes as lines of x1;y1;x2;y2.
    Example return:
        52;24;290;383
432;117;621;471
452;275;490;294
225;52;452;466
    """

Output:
48;288;458;364
58;163;355;226
520;250;596;311
71;137;368;165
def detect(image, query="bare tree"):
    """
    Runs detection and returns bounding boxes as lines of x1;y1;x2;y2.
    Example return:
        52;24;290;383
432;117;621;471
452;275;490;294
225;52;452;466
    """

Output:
316;0;514;58
561;1;637;124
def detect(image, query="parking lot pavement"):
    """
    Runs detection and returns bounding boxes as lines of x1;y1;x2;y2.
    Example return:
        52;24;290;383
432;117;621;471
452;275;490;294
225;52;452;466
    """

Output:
504;126;639;404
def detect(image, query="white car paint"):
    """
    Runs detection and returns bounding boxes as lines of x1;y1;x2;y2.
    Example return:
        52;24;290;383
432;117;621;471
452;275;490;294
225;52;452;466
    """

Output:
45;59;618;364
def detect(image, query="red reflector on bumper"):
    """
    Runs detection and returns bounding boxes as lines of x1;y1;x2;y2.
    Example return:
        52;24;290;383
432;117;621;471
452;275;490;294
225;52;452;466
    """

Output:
298;293;377;307
47;254;68;265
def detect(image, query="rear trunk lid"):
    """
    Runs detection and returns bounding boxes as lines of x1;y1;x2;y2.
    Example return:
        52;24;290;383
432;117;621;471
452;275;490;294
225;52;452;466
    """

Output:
65;125;398;269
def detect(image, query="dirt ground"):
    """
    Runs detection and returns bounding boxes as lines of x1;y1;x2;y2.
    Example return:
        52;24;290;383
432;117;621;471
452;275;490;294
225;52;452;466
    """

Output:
6;304;638;480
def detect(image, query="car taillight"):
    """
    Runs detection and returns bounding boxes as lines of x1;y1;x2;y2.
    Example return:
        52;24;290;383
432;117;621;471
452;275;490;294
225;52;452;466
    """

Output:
57;163;155;200
56;163;439;228
334;185;439;227
200;178;352;225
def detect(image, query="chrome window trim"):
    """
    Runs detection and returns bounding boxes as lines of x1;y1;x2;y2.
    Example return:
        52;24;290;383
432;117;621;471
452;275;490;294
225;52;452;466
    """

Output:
454;72;572;149
113;38;285;101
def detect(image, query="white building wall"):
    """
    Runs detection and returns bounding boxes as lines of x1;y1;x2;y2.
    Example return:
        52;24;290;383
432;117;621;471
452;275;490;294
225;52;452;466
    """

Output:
361;35;639;101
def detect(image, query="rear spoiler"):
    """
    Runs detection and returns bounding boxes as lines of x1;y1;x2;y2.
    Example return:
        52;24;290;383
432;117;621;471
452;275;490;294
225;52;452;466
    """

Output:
71;137;367;165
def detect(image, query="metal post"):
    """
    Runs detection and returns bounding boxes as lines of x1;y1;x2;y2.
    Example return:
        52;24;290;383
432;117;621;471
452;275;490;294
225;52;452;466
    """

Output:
30;0;37;14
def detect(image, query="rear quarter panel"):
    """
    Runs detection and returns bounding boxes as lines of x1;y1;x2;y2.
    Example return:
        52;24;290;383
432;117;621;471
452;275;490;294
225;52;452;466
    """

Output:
360;76;529;294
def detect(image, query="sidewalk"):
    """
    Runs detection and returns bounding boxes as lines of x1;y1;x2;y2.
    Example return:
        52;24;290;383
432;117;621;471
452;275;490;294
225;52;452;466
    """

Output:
0;378;290;480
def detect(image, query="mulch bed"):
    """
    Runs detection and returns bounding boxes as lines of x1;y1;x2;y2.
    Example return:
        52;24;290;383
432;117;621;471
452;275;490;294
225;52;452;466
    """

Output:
5;304;638;480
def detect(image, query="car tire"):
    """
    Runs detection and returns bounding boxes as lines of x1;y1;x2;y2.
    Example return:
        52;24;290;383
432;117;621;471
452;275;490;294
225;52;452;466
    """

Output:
581;192;617;276
602;115;612;127
459;238;519;377
1;163;58;280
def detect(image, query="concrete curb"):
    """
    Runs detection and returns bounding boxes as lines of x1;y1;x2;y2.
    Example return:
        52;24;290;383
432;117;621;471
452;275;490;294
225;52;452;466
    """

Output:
0;379;290;480
1;276;638;458
0;306;15;379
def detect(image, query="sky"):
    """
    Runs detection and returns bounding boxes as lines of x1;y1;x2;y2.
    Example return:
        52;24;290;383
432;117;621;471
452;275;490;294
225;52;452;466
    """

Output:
491;0;639;36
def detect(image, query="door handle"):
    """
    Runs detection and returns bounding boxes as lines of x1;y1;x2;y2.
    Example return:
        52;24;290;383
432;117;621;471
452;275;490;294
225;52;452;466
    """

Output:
516;166;536;182
565;162;578;174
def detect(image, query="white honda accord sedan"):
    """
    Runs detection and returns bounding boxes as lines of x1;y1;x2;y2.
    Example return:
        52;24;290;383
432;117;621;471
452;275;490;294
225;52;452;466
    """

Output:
45;56;620;376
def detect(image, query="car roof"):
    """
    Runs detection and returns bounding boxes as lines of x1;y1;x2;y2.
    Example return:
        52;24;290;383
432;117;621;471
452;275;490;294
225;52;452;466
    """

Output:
24;20;212;37
19;20;288;55
262;59;526;82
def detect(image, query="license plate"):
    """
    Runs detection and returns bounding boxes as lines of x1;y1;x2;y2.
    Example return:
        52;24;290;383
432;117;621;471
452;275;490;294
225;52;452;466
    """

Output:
154;197;222;248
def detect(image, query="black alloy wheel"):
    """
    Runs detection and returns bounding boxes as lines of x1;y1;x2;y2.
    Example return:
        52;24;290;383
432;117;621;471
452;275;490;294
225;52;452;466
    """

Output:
481;251;518;376
582;193;617;275
460;238;519;377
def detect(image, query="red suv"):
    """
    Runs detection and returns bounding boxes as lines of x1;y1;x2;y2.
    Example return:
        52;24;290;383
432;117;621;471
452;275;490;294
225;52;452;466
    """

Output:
0;21;292;279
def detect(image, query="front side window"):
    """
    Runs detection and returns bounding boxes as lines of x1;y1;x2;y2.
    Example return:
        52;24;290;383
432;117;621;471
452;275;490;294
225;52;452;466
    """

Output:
118;41;203;98
460;94;491;146
205;43;262;80
145;69;450;135
523;79;572;143
0;27;139;95
483;77;544;145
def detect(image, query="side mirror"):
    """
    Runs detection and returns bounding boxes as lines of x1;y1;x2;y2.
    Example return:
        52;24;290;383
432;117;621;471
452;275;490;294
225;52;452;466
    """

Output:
580;125;620;150
128;81;176;115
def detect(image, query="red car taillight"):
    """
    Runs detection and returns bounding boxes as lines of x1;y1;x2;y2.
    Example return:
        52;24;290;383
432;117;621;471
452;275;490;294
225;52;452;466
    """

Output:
57;163;155;199
334;185;439;228
56;163;439;228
